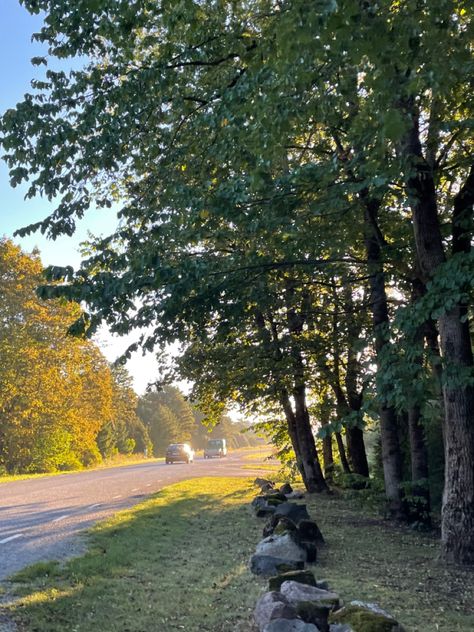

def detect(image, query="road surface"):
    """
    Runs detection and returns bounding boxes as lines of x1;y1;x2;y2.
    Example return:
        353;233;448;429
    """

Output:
0;451;271;581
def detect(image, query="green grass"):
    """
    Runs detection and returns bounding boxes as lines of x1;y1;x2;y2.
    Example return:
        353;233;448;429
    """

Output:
4;476;474;632
0;455;163;484
240;463;280;472
309;491;474;632
5;477;262;632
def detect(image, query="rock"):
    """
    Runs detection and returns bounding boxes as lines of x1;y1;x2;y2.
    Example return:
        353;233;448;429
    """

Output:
267;497;286;507
315;580;330;591
299;540;317;563
255;477;275;492
295;602;331;632
265;492;289;503
286;491;306;500
298;520;325;545
263;619;320;632
257;505;277;517
269;570;317;592
279;482;294;495
256;534;307;563
274;518;298;535
329;603;406;632
254;592;298;631
274;502;311;524
250;554;305;577
329;625;355;632
253;497;277;517
280;581;340;610
253;496;269;509
263;515;298;538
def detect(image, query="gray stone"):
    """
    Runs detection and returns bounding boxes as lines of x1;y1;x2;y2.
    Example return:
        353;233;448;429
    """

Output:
294;602;331;632
299;540;317;563
269;570;317;592
349;601;394;618
263;619;320;632
279;482;294;495
256;534;307;563
280;581;340;608
253;496;277;517
286;491;306;500
329;626;354;632
263;515;298;538
257;505;277;517
274;502;310;524
329;603;406;632
298;520;325;545
265;491;288;503
255;477;275;491
250;554;305;577
254;591;297;631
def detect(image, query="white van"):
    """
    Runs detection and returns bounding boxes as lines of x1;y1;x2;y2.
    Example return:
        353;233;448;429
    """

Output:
204;439;227;458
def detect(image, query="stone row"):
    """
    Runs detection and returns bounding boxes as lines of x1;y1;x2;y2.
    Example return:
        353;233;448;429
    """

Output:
249;478;405;632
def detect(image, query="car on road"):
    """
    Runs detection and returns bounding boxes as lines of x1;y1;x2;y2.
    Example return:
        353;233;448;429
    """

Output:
204;438;227;459
165;443;194;464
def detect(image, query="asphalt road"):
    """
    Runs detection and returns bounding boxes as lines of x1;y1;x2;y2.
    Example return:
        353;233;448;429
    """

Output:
0;451;270;581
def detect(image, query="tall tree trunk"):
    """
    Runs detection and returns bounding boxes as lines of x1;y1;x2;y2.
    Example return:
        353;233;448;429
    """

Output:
407;404;431;526
335;431;351;474
279;388;305;479
343;287;370;478
320;405;334;480
330;290;370;478
362;196;405;518
406;278;432;525
293;387;328;492
285;285;328;492
346;427;370;479
255;309;327;493
403;116;474;564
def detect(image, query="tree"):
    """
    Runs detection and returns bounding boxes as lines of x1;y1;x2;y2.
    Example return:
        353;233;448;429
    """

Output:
97;365;151;457
0;239;114;472
2;0;473;563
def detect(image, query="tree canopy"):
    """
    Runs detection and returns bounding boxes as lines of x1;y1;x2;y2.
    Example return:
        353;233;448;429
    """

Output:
1;0;473;564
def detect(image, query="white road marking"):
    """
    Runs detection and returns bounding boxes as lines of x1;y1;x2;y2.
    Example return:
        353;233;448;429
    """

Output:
0;533;23;544
88;503;102;510
52;514;69;523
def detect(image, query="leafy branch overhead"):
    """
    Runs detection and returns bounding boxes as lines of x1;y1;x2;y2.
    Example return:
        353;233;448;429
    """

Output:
1;0;473;564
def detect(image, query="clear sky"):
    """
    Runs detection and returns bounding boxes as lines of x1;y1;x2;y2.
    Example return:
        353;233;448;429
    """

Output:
0;1;161;393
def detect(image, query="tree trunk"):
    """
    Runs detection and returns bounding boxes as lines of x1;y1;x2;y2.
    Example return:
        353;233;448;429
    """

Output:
362;195;405;518
279;389;305;479
285;285;328;493
346;426;370;479
407;404;431;526
320;406;334;480
403;116;474;564
335;431;351;474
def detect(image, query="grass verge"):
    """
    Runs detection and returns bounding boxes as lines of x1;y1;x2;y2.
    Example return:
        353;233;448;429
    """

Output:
4;476;474;632
309;491;474;632
5;477;262;632
0;455;163;485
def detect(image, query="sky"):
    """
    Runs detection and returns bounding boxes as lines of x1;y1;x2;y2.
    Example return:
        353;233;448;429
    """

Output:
0;1;161;394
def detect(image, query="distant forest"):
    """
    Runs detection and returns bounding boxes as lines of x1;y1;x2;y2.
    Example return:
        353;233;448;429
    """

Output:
0;240;261;474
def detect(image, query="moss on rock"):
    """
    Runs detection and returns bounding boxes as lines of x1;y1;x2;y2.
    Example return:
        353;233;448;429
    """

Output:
268;570;317;592
329;605;404;632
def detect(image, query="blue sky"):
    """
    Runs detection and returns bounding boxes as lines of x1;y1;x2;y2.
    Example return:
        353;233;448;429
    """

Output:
0;1;116;269
0;1;161;392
